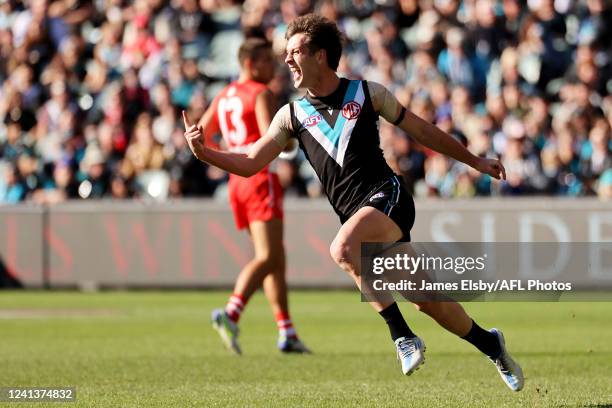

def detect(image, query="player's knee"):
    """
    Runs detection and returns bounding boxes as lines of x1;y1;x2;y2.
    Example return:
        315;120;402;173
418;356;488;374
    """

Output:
329;240;348;264
254;252;284;272
329;240;358;273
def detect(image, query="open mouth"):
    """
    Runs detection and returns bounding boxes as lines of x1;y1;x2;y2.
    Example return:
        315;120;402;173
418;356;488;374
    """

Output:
290;67;302;81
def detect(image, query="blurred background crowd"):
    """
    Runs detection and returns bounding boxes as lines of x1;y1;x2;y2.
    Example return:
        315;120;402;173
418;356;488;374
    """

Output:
0;0;610;204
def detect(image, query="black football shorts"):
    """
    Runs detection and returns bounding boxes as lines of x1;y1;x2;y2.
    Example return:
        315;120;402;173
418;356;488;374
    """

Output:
360;175;416;242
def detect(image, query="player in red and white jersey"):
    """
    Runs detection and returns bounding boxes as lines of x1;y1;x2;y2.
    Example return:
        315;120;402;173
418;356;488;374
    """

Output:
194;38;308;354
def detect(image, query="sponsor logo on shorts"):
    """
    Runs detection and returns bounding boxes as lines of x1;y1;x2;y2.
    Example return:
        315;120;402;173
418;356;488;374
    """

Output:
369;192;385;202
303;114;322;127
342;101;361;119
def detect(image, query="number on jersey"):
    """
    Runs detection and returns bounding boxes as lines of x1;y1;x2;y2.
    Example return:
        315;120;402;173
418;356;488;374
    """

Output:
218;95;247;146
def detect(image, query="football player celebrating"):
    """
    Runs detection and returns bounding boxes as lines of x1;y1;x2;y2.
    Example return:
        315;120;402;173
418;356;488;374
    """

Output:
184;16;522;391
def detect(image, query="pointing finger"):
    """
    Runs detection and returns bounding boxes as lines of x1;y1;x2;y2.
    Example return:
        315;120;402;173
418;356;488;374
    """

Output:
182;110;192;129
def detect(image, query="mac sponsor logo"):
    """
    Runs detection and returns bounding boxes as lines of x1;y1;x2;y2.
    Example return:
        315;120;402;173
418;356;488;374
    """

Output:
342;102;361;119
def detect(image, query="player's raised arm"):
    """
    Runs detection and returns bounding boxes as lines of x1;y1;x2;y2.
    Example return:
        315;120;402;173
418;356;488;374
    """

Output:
182;105;293;177
368;81;506;181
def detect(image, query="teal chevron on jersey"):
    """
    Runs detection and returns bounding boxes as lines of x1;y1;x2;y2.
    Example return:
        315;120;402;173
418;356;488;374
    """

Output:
295;79;359;146
293;80;365;166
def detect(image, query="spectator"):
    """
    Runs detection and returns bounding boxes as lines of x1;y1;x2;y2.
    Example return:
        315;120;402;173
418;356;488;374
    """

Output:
0;0;608;204
78;144;110;199
0;162;27;203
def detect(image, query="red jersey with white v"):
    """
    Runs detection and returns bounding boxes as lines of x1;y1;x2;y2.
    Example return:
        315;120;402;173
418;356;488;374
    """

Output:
211;79;283;230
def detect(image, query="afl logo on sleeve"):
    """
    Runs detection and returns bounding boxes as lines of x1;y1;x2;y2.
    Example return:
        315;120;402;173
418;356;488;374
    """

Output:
342;101;361;119
303;113;322;128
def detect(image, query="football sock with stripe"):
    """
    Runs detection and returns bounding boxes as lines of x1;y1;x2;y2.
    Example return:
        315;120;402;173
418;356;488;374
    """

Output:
379;302;416;341
275;311;298;339
461;320;502;359
225;293;246;323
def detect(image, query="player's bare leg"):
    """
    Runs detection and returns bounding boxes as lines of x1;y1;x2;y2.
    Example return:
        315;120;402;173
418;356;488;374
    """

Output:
329;206;521;387
261;259;288;318
250;220;310;353
329;206;425;375
262;273;310;353
412;302;471;335
329;206;402;310
212;218;309;354
211;220;284;355
234;219;285;300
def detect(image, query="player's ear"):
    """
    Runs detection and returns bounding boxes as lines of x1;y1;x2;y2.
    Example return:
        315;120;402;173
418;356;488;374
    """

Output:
317;49;327;65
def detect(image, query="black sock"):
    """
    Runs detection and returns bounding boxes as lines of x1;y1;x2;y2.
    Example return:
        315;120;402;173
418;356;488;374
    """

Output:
461;320;501;359
379;302;415;341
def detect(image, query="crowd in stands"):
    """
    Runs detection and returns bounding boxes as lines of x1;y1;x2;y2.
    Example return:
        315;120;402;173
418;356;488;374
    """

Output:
0;0;610;204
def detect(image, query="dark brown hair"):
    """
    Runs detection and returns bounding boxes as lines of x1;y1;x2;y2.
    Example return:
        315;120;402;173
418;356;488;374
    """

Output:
285;14;343;71
238;37;272;66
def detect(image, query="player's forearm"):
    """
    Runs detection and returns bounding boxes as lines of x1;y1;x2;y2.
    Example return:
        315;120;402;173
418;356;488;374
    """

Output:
199;147;261;177
403;112;479;168
196;105;221;145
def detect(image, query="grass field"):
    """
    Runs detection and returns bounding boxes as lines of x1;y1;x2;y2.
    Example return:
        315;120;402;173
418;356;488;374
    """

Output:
0;291;611;407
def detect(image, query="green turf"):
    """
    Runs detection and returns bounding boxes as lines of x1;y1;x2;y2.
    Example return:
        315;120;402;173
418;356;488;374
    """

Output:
0;291;611;407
